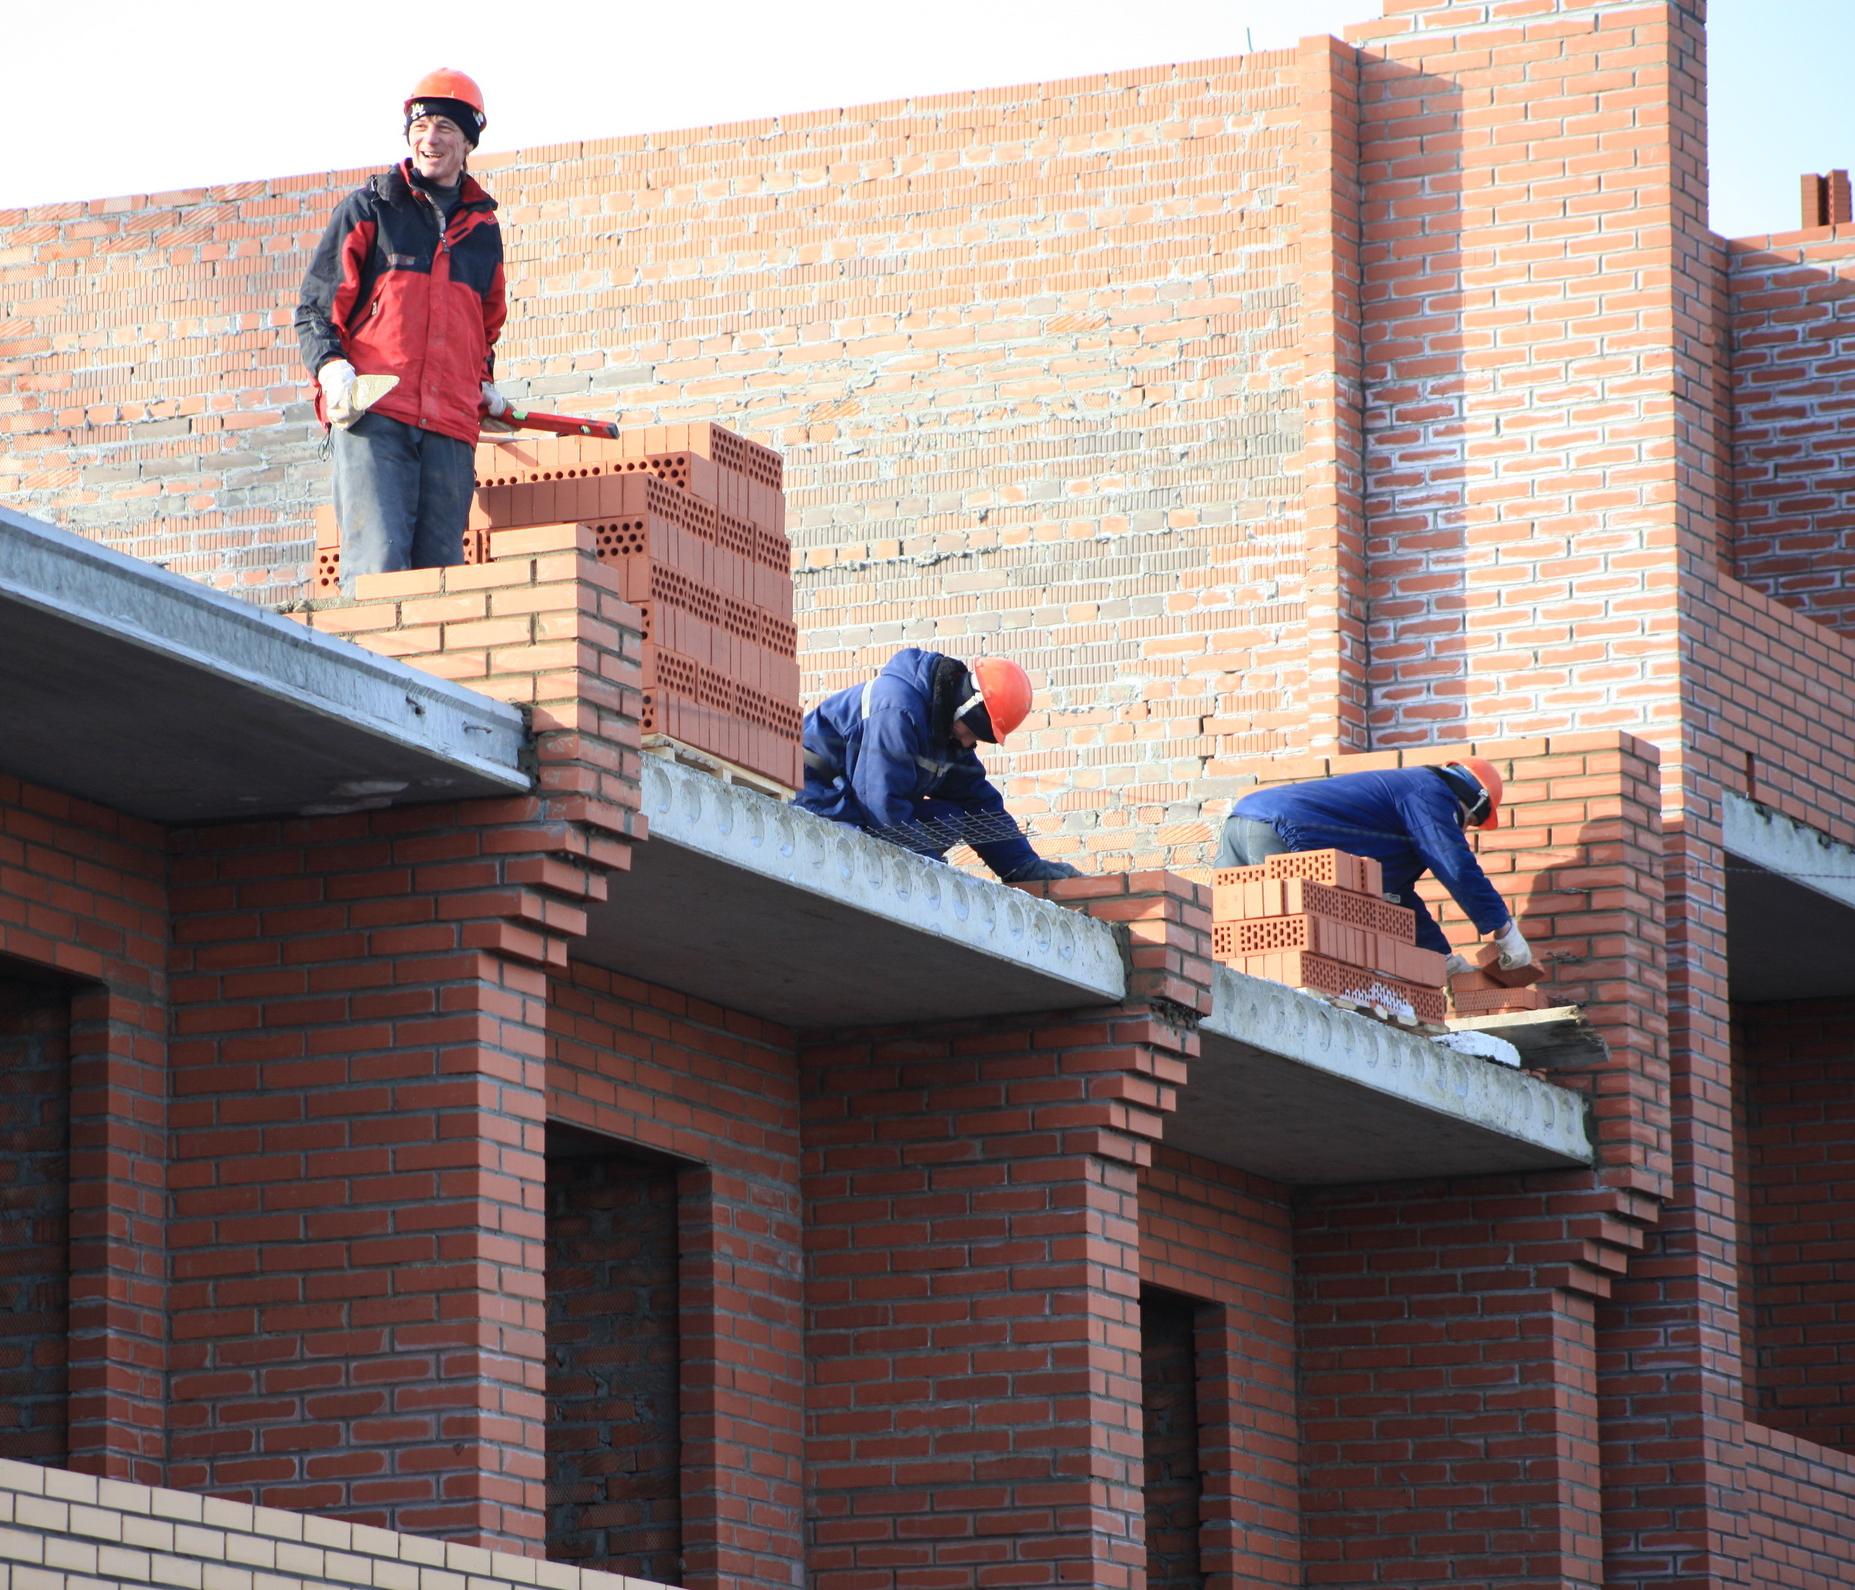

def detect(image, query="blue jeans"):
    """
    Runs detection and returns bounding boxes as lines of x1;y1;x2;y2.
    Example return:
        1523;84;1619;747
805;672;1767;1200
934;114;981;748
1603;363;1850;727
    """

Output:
331;410;474;586
1216;814;1291;868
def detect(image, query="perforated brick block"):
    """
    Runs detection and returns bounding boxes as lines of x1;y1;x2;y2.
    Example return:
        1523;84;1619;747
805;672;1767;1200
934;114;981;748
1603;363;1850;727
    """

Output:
1215;849;1383;897
1211;875;1416;942
1213;915;1446;991
1235;949;1448;1024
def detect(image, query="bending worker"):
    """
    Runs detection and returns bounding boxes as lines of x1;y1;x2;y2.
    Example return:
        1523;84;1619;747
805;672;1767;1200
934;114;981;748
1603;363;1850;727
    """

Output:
797;648;1083;884
295;69;509;585
1218;759;1531;974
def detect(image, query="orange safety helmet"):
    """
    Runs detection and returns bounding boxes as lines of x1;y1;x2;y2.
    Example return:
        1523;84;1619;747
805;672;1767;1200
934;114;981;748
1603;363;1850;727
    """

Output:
967;657;1034;745
1448;757;1504;829
404;69;488;144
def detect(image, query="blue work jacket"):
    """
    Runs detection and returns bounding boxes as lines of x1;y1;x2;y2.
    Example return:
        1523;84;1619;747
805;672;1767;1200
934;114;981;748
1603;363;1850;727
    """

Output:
1232;767;1511;952
796;648;1038;879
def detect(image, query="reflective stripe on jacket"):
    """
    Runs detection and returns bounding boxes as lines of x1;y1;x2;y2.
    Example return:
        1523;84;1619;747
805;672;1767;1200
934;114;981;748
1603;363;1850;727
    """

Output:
295;159;506;445
1232;767;1510;953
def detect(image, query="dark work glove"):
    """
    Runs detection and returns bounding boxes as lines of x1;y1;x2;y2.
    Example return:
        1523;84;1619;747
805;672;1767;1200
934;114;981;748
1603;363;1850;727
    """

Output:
1001;857;1084;883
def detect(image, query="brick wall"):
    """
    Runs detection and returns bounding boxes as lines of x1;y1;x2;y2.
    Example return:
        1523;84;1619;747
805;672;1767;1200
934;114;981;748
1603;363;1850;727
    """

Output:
0;1456;675;1590
0;982;72;1467
1742;1425;1855;1585
1735;998;1855;1454
0;51;1324;874
164;814;560;1546
1297;1179;1607;1588
545;1149;682;1582
1729;230;1855;634
1353;0;1691;749
0;777;169;1483
1140;1149;1298;1587
545;960;803;1590
801;1030;1150;1589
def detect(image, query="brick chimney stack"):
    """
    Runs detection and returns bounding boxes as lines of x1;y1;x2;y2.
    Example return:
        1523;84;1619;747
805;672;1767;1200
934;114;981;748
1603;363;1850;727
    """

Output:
1800;168;1852;227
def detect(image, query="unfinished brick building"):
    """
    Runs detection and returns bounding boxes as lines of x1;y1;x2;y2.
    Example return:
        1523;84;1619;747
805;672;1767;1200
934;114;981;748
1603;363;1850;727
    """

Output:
2;0;1853;1585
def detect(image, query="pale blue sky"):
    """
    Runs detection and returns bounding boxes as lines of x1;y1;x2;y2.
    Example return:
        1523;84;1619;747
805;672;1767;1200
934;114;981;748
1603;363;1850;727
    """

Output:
4;0;1845;239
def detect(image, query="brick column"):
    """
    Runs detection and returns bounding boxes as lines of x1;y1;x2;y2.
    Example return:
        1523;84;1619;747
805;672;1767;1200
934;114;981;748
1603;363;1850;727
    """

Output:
1295;33;1369;755
65;987;168;1482
160;531;645;1546
805;872;1207;1588
677;1166;806;1590
1298;1185;1608;1589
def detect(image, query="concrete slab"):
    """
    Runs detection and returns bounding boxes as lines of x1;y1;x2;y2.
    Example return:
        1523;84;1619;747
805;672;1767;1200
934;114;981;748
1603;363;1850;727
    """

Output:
574;754;1127;1029
0;507;528;822
1723;791;1855;1001
1447;1005;1610;1070
1175;966;1594;1184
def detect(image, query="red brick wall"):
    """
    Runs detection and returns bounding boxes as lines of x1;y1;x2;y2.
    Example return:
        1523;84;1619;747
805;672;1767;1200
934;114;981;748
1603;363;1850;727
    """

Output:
1140;1149;1298;1588
544;1147;682;1582
164;812;559;1547
802;1022;1162;1589
545;959;804;1590
1297;1178;1606;1588
0;982;71;1467
1353;1;1690;750
0;777;168;1483
1743;1425;1855;1584
1729;231;1855;634
1735;998;1855;1453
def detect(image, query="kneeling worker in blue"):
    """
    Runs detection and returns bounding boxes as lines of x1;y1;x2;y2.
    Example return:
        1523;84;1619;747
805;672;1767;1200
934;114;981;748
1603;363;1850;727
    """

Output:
797;648;1083;884
1218;759;1532;976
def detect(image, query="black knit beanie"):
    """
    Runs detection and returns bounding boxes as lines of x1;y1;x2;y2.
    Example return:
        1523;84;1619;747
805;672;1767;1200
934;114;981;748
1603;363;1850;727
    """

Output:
405;97;484;147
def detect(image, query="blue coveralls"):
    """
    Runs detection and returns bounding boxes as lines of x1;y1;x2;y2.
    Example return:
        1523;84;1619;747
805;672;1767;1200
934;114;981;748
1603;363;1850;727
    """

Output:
1222;767;1510;953
796;648;1039;880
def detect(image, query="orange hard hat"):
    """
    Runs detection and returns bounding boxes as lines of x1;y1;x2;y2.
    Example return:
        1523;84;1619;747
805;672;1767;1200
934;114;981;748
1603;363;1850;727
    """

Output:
1449;757;1504;829
405;69;487;143
968;658;1034;745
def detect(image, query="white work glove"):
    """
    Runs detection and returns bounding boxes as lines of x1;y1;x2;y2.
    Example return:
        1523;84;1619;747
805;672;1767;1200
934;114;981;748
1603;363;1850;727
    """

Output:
1444;952;1473;979
481;379;509;419
318;358;361;429
1494;919;1532;970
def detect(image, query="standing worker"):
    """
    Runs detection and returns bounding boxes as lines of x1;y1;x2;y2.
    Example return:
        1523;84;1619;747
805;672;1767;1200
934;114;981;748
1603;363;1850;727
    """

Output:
797;648;1083;884
295;69;510;586
1218;759;1531;974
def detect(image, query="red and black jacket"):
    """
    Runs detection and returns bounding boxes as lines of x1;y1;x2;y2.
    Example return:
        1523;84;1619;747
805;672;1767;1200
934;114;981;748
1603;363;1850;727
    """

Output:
295;159;506;445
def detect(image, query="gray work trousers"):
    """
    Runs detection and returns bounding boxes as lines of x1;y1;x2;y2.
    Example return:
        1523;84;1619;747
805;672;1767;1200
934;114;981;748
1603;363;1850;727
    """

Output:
1215;814;1291;869
331;410;473;587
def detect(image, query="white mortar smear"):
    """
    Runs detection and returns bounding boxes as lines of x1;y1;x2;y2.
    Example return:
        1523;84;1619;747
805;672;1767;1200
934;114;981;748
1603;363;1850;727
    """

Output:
1432;1029;1523;1068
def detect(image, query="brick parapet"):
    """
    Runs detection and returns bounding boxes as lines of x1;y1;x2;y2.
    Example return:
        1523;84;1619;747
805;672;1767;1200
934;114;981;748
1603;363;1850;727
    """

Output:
301;522;647;900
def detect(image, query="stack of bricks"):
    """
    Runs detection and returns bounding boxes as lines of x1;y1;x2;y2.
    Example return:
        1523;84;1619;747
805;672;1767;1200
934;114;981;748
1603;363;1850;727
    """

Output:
1210;849;1448;1026
314;420;801;790
1447;943;1557;1018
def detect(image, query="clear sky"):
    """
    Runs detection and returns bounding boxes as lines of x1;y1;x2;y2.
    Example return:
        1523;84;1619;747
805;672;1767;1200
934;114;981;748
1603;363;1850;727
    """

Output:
4;0;1847;239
